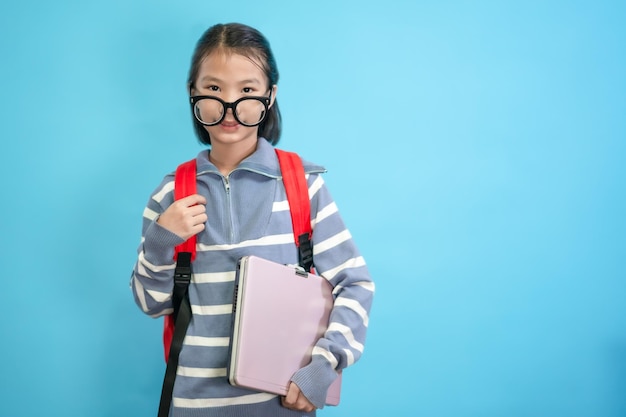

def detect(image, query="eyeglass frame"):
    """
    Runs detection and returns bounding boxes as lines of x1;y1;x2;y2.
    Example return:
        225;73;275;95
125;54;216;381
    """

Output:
189;91;272;127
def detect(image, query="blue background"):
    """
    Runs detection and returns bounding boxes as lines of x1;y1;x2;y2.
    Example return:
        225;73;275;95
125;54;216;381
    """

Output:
1;1;625;416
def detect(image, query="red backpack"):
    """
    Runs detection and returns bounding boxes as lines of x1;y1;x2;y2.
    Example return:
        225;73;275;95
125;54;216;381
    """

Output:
158;149;314;417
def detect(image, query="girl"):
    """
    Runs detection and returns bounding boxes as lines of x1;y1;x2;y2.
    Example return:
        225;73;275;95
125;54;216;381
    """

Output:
131;23;374;417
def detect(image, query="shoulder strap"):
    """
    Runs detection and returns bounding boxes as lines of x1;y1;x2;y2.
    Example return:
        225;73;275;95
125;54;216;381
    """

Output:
170;158;197;331
159;158;197;417
275;149;314;272
173;159;197;261
163;158;197;360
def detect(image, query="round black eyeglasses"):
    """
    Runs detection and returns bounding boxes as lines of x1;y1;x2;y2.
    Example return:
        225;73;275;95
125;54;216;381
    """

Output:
190;93;271;127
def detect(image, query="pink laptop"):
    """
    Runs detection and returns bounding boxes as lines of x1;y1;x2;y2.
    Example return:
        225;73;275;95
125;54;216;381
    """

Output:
228;255;342;405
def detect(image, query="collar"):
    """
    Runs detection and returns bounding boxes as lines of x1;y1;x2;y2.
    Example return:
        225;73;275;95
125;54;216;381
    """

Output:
195;138;326;178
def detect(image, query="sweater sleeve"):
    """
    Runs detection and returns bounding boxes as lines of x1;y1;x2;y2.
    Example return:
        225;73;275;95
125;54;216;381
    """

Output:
291;174;375;408
130;176;186;317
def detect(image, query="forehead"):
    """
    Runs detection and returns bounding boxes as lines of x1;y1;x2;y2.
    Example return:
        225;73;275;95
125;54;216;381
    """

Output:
197;51;268;85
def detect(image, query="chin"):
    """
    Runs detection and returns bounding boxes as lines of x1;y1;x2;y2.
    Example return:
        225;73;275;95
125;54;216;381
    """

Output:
208;131;258;146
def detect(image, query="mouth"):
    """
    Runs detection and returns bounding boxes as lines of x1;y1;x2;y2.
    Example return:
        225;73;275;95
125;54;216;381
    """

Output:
220;120;239;128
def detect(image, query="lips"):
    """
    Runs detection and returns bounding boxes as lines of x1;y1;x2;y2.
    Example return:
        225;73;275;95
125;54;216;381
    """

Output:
221;120;239;128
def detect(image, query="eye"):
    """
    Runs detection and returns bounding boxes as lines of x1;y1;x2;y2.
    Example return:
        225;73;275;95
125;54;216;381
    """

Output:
242;87;253;94
207;85;220;92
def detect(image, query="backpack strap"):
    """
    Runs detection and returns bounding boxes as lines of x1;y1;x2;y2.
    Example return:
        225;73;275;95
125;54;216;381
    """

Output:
173;159;198;261
163;158;197;360
275;149;314;272
159;158;196;417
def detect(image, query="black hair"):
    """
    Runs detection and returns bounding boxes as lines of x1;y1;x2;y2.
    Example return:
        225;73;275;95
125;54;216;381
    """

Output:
187;23;281;145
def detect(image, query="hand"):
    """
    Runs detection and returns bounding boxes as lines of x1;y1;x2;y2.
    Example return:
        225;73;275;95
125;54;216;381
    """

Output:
157;194;207;240
281;382;316;413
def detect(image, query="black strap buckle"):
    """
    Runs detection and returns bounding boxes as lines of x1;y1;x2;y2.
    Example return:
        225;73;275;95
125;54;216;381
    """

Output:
172;252;192;321
298;233;314;272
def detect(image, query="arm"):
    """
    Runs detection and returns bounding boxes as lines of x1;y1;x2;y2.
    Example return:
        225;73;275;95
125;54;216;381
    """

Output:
289;174;375;409
130;177;207;317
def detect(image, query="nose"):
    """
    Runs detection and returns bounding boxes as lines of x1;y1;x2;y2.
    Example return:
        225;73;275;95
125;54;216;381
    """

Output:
222;92;240;104
222;102;236;118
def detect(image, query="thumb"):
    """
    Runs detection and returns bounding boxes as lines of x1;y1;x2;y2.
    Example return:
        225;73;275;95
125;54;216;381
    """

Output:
283;382;300;406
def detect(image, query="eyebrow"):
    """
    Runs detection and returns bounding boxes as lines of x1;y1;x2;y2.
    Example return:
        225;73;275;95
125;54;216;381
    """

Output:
239;78;262;85
199;75;221;82
198;76;262;85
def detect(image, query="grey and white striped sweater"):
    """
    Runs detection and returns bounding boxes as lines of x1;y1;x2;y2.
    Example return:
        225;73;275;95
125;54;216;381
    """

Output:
131;138;374;417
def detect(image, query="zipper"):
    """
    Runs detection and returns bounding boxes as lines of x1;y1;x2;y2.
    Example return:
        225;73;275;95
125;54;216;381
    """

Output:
206;166;325;244
223;175;235;242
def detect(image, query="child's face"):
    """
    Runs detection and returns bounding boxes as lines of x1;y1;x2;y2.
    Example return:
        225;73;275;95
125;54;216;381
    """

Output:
191;51;276;148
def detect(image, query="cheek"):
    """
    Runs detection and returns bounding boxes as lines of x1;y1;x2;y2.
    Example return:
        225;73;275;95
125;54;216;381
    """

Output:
204;124;218;136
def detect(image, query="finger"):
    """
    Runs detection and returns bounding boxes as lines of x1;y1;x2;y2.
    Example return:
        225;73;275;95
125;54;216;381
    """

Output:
282;382;299;408
179;194;207;206
187;204;207;216
190;222;205;235
282;383;315;412
193;213;208;225
296;391;315;413
185;213;206;230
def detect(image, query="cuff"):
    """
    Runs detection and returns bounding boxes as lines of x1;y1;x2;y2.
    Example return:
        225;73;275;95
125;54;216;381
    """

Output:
291;355;338;409
143;219;185;264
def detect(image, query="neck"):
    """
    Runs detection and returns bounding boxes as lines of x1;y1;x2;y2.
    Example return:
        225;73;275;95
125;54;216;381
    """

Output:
209;139;258;176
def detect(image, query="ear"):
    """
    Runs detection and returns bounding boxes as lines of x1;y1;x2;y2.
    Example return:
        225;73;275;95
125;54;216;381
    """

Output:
269;84;278;108
188;82;196;97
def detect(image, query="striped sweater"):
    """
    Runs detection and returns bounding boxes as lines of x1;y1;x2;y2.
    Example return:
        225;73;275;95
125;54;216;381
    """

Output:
131;138;374;417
